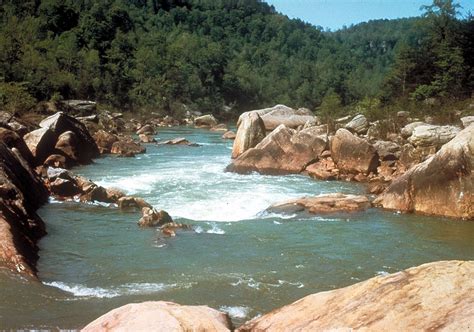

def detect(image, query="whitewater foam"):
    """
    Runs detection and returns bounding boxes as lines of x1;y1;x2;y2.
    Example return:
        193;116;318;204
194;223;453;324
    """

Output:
219;306;250;319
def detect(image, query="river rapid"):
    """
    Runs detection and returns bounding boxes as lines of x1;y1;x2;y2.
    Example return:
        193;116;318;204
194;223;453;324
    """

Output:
1;127;474;329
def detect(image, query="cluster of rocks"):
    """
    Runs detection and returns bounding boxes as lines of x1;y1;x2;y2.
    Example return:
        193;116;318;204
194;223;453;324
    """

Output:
82;260;474;331
227;105;473;219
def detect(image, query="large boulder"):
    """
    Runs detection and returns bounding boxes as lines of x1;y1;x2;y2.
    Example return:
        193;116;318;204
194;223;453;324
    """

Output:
461;115;474;128
194;114;218;128
23;127;58;164
408;124;460;148
93;130;119;154
266;194;371;215
39;112;100;162
60;100;96;116
240;104;316;131
0;143;48;277
0;128;35;166
136;124;155;135
238;260;474;332
227;125;327;174
231;112;266;158
344;114;368;135
83;301;232;332
375;125;474;219
330;128;379;175
400;121;427;139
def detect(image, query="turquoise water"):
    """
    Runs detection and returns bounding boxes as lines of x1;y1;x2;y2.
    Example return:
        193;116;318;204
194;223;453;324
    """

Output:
1;127;474;329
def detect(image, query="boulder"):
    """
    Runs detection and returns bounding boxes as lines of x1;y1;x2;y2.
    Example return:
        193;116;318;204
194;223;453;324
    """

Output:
330;129;379;175
82;301;232;332
398;143;436;170
373;140;401;161
227;124;327;174
48;178;81;197
111;140;146;157
0;128;35;166
210;124;228;132
117;196;152;210
43;154;68;168
375;125;474;219
194;114;218;128
23;128;57;164
136;124;155;135
138;134;156;143
60;100;96;116
93;130;119;154
460;116;474;128
266;194;371;215
305;158;338;181
39;112;99;162
79;186;114;203
240;104;316;131
157;137;197;146
344;114;368;134
222;131;236;140
401;121;427;139
138;207;173;227
238;261;474;332
54;131;82;163
408;124;461;148
231;112;266;159
0;143;48;277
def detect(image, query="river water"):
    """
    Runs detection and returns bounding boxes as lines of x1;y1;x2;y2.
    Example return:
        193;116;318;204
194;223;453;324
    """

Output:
1;127;474;329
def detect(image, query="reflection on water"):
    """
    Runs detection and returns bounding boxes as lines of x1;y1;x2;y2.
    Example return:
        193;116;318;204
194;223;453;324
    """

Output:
1;128;473;329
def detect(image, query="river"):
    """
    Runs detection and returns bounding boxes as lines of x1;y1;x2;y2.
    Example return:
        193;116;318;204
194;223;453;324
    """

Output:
1;127;473;329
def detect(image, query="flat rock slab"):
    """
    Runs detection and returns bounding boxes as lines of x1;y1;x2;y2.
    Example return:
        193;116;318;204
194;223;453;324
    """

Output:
238;260;474;331
267;193;371;214
82;301;232;331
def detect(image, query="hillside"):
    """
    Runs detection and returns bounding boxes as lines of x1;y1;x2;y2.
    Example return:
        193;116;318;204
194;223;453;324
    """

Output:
0;0;472;118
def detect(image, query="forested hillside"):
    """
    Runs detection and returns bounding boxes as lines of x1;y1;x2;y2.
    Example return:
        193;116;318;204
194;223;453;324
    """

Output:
0;0;472;118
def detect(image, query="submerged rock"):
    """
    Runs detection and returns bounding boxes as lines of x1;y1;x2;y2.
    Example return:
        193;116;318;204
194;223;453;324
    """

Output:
82;301;232;332
375;124;474;219
227;124;327;174
238;260;474;332
232;112;266;158
267;193;371;215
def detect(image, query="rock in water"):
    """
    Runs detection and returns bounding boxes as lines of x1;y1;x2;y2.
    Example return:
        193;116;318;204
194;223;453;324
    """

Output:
23;127;58;164
231;112;266;158
238;261;474;332
227;124;327;174
374;124;474;219
93;130;119;154
138;207;173;227
39;112;100;162
330;128;379;175
267;194;371;214
222;131;236;140
110;140;146;157
82;301;232;332
194;114;218;128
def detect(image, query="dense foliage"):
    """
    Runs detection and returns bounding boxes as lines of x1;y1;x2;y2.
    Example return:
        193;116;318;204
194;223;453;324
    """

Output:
0;0;472;118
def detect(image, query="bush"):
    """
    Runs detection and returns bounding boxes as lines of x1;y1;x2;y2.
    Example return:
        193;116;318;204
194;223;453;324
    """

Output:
0;82;37;115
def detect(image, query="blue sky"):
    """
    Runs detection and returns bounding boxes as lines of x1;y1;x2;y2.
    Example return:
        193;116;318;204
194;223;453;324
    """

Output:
265;0;474;31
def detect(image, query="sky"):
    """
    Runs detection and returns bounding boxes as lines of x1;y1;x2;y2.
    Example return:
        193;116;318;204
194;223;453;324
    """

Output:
265;0;474;31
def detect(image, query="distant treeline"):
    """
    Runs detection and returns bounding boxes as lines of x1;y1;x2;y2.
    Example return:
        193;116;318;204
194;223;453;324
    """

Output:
0;0;472;118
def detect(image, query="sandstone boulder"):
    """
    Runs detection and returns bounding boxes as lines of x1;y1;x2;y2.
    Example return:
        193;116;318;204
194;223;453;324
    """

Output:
195;114;218;128
238;261;474;332
373;140;401;161
82;301;232;332
54;131;82;163
138;134;156;143
40;112;99;161
136;124;155;135
23;127;57;164
0;128;35;166
266;194;371;215
222;131;236;140
227;124;327;174
118;196;152;210
157;137;197;146
231;112;266;158
0;143;48;277
138;207;173;227
43;154;68;168
305;158;338;180
60;100;96;116
461;115;474;128
111;140;146;157
330;129;379;175
408;124;460;148
345;114;368;134
375;125;474;219
240;104;316;131
93;130;119;154
401;121;427;139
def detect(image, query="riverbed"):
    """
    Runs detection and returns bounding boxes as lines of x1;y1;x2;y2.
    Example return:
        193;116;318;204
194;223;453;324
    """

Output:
1;127;473;329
